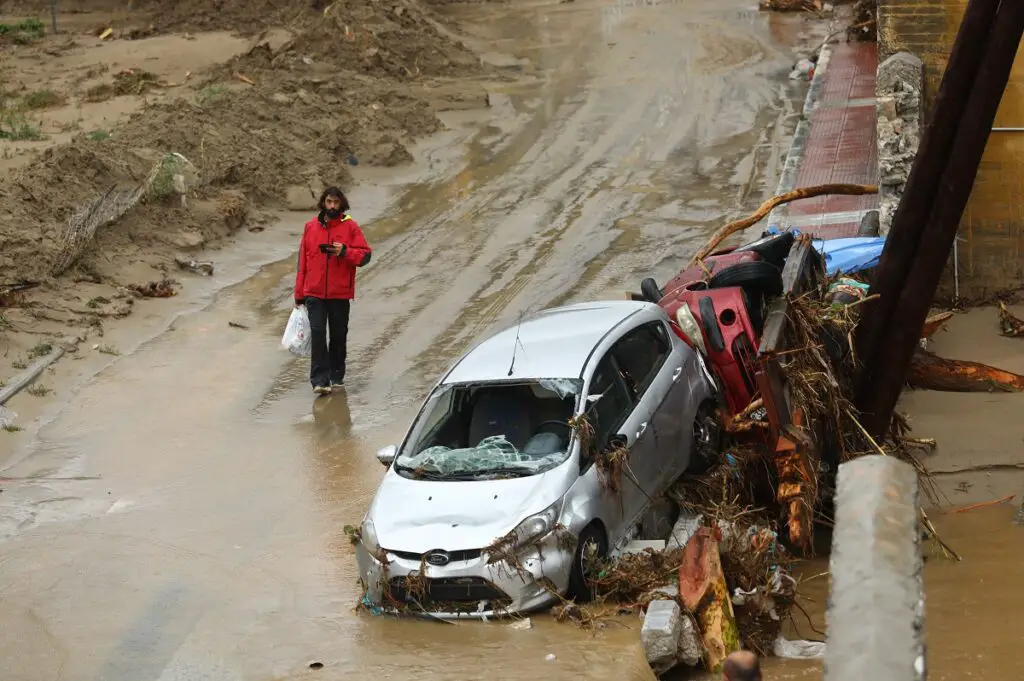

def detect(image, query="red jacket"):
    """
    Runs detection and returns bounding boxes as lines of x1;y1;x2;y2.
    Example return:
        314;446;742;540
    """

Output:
294;213;372;301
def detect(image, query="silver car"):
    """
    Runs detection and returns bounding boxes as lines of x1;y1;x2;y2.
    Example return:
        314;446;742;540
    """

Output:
355;300;718;617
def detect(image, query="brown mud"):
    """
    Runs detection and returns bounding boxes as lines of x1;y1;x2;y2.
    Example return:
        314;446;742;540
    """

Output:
6;1;1018;680
1;0;491;385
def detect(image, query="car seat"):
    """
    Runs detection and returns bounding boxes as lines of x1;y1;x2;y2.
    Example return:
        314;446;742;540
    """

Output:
467;387;537;451
522;431;565;457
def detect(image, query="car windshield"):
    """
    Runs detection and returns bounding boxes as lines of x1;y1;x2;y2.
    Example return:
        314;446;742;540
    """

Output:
394;379;581;479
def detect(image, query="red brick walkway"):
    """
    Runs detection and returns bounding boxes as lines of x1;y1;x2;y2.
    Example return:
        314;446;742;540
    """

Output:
782;42;879;239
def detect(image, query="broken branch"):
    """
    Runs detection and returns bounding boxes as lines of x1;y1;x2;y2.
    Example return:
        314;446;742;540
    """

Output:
908;347;1024;392
998;302;1024;337
690;183;878;265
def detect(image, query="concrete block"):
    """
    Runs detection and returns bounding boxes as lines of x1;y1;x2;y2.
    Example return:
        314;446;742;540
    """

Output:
877;52;924;95
667;512;703;550
826;455;925;681
677;613;704;667
641;600;682;673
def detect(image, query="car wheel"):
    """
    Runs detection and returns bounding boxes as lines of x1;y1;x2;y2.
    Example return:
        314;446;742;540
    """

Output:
640;277;663;303
567;523;608;602
733;231;796;269
688;401;724;473
708;261;784;298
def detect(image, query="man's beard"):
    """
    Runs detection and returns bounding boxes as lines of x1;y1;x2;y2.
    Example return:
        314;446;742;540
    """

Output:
325;208;342;219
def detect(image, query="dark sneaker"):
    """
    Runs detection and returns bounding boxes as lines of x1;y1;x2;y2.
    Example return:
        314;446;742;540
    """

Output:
313;385;330;395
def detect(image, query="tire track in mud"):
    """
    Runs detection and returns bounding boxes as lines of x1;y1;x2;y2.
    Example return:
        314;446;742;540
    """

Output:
345;0;803;411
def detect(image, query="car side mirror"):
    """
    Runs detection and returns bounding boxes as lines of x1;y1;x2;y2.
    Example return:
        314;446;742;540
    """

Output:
376;444;397;467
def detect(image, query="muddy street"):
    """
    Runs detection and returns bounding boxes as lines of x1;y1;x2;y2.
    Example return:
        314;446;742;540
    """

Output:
0;0;817;678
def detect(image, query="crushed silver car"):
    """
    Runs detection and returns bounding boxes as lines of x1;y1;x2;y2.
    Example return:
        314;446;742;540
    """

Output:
356;300;719;617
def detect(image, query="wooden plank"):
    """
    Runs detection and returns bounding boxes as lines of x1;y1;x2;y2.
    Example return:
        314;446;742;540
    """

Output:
0;347;65;406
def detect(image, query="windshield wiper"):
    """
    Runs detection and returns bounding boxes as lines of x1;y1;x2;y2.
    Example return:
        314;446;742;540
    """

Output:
394;464;478;481
476;467;534;478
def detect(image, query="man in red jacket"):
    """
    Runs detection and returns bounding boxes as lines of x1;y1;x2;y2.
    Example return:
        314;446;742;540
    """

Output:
294;187;372;395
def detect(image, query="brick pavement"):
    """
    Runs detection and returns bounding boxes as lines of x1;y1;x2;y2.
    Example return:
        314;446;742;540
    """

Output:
770;41;880;240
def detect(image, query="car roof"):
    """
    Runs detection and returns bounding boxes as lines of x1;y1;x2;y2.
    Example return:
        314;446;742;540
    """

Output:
442;300;653;384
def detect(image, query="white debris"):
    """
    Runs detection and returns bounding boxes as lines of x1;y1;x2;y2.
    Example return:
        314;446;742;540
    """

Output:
667;512;703;550
774;634;826;659
677;613;704;667
622;539;667;555
545;654;556;662
641;600;682;674
510;618;532;631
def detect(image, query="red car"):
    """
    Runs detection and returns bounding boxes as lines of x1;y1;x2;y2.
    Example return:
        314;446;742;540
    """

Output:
633;231;793;418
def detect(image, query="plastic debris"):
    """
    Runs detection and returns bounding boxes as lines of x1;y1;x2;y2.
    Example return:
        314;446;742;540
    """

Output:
773;635;826;659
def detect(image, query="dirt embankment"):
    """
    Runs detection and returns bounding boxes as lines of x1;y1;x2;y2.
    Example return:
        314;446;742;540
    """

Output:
0;0;491;386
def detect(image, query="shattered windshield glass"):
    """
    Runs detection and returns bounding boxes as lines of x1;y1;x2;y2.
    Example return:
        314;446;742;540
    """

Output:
395;379;582;478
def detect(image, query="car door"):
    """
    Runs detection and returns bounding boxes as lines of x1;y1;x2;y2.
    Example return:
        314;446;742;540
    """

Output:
583;352;646;543
607;322;674;520
653;323;705;485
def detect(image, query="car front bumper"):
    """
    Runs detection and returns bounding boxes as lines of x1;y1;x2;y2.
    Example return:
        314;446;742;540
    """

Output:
355;532;574;618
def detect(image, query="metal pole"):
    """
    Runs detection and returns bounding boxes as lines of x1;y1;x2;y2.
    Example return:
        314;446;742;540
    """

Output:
49;0;58;34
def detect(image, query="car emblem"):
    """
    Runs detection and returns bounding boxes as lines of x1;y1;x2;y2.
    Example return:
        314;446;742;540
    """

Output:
425;550;450;566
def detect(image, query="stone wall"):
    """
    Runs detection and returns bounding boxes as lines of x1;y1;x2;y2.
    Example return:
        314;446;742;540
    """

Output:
878;0;1024;299
876;52;923;236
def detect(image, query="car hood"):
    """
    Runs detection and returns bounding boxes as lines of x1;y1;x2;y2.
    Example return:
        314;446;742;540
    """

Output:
368;463;576;554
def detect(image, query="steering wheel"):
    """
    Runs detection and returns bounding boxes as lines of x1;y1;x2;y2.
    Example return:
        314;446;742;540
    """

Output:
535;420;572;440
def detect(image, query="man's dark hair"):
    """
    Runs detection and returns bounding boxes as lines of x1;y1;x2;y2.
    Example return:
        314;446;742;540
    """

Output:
318;186;350;212
723;652;761;681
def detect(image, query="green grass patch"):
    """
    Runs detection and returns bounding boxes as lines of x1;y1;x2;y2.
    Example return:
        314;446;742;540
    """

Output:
2;424;23;433
26;383;51;397
87;129;110;141
22;89;64;110
0;18;45;44
27;342;53;359
195;85;229;106
98;344;120;356
0;111;44;141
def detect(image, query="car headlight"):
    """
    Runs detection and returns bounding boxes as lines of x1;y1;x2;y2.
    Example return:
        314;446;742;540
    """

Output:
361;518;381;554
506;499;564;552
675;304;707;355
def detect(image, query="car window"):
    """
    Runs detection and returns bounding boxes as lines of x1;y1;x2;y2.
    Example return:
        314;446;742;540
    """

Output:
610;322;671;400
586;355;634;450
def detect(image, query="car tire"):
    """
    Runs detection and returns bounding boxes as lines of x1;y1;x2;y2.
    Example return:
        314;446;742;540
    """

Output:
708;261;784;298
567;523;608;602
733;231;796;269
640;277;663;303
688;400;724;474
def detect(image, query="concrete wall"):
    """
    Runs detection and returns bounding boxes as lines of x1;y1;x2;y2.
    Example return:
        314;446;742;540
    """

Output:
878;0;1024;299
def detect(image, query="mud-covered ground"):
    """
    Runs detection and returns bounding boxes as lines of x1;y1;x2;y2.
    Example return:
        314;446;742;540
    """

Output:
0;0;840;678
1;0;496;380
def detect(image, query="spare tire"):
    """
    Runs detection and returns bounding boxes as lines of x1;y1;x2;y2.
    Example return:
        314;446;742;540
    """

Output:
733;231;795;269
640;277;663;304
708;261;784;298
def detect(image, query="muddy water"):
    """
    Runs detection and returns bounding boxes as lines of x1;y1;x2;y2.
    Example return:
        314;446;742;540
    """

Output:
0;1;839;679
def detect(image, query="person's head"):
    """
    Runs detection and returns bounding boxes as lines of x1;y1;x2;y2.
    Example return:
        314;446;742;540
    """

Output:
318;186;350;220
722;650;761;681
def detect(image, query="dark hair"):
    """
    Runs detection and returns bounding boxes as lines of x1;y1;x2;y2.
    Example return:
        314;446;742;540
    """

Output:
723;654;761;681
318;186;350;212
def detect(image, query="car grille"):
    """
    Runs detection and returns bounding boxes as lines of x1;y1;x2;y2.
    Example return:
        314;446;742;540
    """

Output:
388;548;483;563
386;576;511;609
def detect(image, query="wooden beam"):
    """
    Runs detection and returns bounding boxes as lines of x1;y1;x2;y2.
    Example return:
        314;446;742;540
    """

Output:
854;0;1002;405
858;0;1024;437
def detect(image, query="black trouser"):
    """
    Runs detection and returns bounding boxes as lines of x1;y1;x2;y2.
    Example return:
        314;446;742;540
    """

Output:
305;297;350;387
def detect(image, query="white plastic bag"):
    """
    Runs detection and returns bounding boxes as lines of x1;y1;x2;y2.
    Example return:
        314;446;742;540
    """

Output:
282;306;312;357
